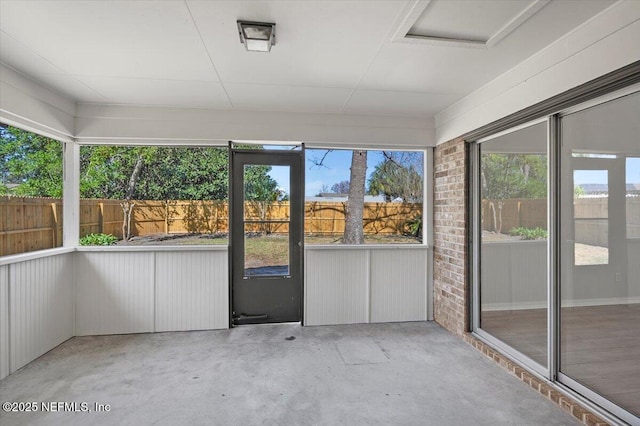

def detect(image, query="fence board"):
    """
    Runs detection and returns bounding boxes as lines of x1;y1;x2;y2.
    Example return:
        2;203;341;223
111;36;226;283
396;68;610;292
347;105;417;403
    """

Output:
482;197;640;246
1;196;423;256
482;198;547;233
1;197;62;256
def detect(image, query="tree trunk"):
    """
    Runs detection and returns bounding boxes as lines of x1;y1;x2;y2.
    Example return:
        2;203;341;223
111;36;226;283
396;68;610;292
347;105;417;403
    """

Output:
490;201;497;233
121;154;144;240
125;155;144;200
343;150;367;244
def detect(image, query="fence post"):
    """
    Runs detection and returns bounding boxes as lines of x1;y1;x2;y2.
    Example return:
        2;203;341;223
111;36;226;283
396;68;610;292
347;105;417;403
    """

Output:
164;201;169;234
98;202;104;234
50;202;58;247
214;202;218;233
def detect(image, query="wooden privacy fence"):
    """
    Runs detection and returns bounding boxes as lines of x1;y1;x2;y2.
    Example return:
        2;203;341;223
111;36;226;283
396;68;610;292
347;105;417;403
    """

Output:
81;199;230;238
481;198;547;233
1;196;63;256
305;201;420;235
1;197;422;256
482;197;640;243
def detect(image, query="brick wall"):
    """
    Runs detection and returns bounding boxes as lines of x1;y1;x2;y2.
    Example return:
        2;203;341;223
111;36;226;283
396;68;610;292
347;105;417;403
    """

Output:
433;138;468;336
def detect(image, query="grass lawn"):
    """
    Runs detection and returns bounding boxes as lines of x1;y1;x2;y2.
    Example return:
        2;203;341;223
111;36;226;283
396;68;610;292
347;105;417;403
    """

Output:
245;234;289;268
119;232;421;268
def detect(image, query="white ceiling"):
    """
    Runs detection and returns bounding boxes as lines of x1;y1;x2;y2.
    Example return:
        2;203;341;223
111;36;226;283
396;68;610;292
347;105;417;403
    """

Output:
0;0;616;118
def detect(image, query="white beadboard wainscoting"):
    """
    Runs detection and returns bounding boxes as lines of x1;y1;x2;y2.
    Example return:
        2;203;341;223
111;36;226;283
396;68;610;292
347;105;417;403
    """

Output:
75;251;155;336
0;247;228;381
304;245;429;326
154;251;229;332
482;240;640;311
75;247;229;336
481;241;547;311
0;251;74;380
0;244;434;381
1;264;9;380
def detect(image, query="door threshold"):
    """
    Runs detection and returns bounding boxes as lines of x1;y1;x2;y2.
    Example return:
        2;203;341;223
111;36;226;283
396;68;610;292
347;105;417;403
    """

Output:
234;321;302;327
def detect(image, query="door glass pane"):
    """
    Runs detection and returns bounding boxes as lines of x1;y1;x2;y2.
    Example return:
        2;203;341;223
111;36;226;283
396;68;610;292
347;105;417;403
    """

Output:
243;164;290;277
573;170;608;265
479;121;548;367
560;91;640;417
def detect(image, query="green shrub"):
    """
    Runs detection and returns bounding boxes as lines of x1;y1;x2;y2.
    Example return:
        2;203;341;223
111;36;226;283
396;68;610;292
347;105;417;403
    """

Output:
79;233;118;246
405;214;422;239
509;227;547;240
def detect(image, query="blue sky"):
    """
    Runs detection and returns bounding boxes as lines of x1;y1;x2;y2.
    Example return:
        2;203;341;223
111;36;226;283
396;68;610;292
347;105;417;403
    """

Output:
267;149;639;196
267;149;387;196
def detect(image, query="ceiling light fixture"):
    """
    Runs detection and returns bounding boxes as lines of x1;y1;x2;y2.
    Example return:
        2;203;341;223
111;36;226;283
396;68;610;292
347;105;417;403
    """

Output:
237;20;276;52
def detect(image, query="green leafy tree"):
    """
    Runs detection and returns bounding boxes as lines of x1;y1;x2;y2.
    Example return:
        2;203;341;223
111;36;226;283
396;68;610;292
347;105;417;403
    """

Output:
1;130;280;238
368;151;423;202
80;146;236;201
79;145;278;238
80;145;280;201
481;154;546;200
243;164;279;201
243;164;281;234
481;153;547;233
0;124;63;197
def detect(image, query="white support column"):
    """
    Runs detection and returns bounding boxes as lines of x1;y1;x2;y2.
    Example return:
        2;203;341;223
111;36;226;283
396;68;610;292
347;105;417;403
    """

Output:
63;141;80;247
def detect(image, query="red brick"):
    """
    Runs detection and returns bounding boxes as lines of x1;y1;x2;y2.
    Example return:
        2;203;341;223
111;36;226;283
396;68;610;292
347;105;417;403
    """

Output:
559;396;572;413
547;389;563;405
434;138;468;336
571;404;589;422
583;413;609;426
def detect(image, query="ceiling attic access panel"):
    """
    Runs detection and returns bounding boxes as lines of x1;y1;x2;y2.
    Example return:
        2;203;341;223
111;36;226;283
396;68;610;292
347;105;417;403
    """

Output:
392;0;551;48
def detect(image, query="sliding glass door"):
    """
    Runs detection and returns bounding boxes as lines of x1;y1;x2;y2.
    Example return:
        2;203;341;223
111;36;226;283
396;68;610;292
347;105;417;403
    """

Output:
559;91;640;418
473;87;640;423
476;120;549;370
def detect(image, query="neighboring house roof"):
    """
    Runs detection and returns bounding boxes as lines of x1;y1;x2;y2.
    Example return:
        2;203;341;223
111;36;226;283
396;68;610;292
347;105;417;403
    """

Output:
575;183;640;198
306;194;387;203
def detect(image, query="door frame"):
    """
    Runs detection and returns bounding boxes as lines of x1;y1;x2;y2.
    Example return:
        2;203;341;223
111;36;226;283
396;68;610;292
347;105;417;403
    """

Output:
228;143;305;327
562;156;627;298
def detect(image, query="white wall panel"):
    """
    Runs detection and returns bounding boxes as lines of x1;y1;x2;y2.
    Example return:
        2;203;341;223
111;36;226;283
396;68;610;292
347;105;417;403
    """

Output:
305;247;429;326
482;242;547;310
75;252;154;335
509;242;547;307
155;251;228;331
370;249;427;322
9;254;73;373
481;243;515;308
75;104;435;148
0;265;9;380
483;241;640;310
305;249;368;326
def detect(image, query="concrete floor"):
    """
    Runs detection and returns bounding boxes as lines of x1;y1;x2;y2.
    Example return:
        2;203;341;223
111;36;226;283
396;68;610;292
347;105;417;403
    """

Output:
0;322;577;426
